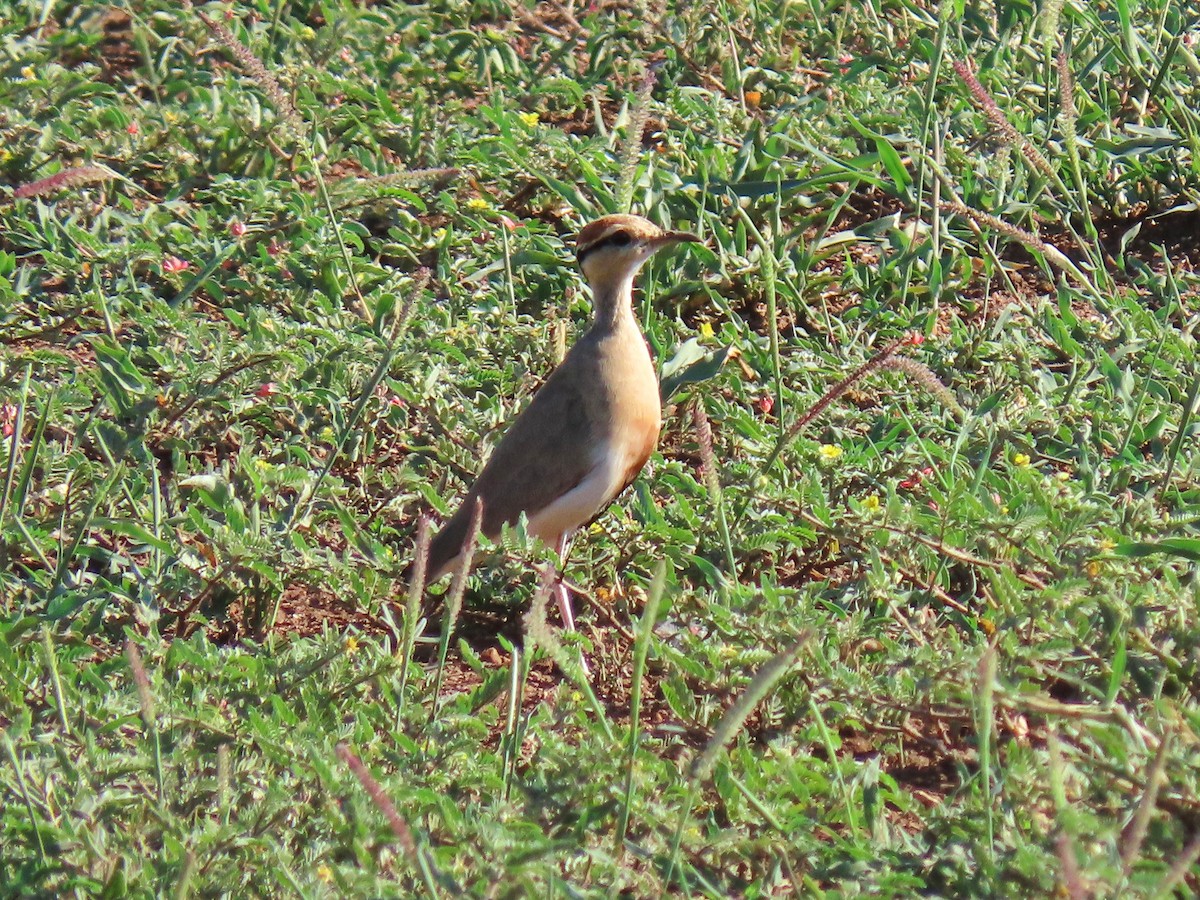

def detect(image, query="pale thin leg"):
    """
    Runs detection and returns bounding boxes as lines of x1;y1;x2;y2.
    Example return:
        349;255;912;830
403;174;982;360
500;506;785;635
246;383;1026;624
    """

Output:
553;532;577;631
553;532;590;676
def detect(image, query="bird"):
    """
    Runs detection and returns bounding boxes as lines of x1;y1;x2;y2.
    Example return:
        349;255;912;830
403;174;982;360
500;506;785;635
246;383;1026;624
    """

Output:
418;213;700;633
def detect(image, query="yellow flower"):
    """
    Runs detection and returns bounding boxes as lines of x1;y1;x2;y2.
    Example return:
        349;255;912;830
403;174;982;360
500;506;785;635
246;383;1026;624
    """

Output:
1012;452;1031;467
1055;470;1071;482
1086;560;1102;578
465;197;490;211
21;65;35;80
518;111;539;127
818;444;843;462
316;864;333;883
298;26;317;41
1098;538;1116;552
344;636;359;655
588;521;604;534
1000;505;1010;515
698;321;715;339
863;494;881;511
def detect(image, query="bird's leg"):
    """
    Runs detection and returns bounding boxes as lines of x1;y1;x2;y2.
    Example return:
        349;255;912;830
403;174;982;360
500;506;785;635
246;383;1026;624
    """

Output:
554;532;590;676
553;532;577;632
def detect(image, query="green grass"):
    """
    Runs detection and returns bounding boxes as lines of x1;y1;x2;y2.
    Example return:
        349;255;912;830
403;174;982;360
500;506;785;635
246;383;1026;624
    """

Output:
3;0;1200;895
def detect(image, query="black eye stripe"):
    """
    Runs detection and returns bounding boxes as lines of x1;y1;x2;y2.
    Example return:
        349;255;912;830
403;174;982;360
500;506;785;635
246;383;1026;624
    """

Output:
578;229;636;263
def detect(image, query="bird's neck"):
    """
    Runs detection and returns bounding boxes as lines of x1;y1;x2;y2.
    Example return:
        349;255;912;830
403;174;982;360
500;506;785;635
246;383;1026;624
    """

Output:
587;273;639;333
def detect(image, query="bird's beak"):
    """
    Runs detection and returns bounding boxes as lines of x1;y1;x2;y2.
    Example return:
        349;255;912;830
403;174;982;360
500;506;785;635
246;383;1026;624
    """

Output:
651;230;703;250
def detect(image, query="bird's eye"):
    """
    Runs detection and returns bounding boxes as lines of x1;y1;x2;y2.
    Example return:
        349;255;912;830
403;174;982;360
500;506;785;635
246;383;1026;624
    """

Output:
609;230;632;246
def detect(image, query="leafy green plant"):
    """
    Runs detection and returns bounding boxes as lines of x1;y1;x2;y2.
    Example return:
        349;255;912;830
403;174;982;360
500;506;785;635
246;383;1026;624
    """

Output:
1;0;1198;895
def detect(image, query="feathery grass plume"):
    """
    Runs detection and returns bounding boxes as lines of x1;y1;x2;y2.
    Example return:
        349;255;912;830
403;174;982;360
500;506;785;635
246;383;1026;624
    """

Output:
397;515;431;714
521;570;571;675
285;267;422;535
1154;832;1200;896
443;497;482;633
216;743;231;810
404;516;431;628
975;645;998;861
1054;833;1086;900
665;633;810;886
522;570;614;741
740;334;918;520
329;168;460;202
951;58;1054;179
1057;48;1077;126
615;65;657;214
1056;49;1084;188
0;366;32;548
124;639;156;725
189;4;303;137
783;334;914;451
617;561;667;845
1047;732;1086;900
1120;734;1171;873
689;396;720;498
881;356;965;419
391;267;430;339
939;197;1095;286
690;395;738;574
1039;0;1066;45
126;637;166;798
428;498;483;729
12;165;115;200
691;633;810;780
335;743;418;857
173;851;196;900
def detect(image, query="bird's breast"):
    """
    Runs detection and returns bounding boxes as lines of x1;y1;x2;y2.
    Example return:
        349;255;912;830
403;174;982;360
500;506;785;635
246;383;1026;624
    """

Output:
586;324;662;487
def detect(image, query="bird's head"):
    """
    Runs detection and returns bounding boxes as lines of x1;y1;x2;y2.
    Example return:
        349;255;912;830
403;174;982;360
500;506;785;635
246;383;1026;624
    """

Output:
575;214;700;294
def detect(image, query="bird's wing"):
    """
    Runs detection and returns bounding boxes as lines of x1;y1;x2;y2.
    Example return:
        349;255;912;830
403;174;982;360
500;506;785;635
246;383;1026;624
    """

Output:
425;358;602;576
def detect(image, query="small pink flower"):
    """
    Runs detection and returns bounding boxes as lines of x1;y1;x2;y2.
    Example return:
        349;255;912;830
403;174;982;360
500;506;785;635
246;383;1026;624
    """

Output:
267;239;283;257
499;215;518;232
899;466;934;491
162;256;189;274
756;395;774;415
256;382;278;397
126;121;139;135
904;332;925;346
229;219;247;238
375;385;405;408
838;54;854;74
1;403;16;439
340;48;353;63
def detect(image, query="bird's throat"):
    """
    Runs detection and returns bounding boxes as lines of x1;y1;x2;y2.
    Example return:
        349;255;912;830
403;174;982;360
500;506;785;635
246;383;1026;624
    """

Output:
589;274;639;333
